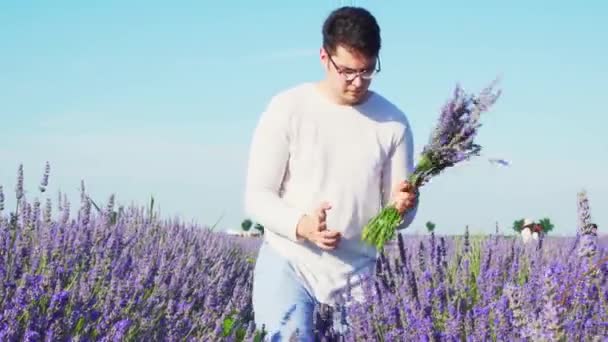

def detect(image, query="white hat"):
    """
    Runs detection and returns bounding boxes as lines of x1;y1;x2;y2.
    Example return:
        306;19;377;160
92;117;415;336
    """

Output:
522;218;534;228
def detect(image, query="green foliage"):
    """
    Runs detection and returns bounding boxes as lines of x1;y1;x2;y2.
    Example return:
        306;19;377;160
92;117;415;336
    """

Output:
538;217;554;234
253;223;264;234
239;219;264;235
241;219;252;231
361;206;401;250
512;219;524;233
512;217;555;235
426;221;436;232
517;255;530;285
221;313;266;342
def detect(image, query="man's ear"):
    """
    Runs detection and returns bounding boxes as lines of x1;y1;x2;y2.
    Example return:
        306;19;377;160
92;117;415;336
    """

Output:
319;47;329;70
319;47;327;61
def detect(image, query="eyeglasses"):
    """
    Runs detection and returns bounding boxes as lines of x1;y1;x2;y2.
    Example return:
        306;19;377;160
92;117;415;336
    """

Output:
326;50;381;81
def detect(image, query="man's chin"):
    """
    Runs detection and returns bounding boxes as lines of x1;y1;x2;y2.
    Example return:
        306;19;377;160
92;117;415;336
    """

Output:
342;92;365;105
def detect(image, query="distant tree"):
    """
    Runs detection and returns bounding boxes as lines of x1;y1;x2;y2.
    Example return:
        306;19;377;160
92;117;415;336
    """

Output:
254;223;264;234
538;217;554;234
426;221;436;232
512;219;524;233
241;219;253;232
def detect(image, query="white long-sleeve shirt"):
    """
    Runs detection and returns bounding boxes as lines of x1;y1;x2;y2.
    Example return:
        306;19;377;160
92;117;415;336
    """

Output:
244;82;418;305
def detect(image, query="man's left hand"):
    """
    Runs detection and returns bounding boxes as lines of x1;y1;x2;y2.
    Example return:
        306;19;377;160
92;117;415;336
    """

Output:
390;180;418;214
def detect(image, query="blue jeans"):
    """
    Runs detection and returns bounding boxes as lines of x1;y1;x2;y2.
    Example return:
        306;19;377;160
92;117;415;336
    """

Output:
252;241;318;341
252;241;350;341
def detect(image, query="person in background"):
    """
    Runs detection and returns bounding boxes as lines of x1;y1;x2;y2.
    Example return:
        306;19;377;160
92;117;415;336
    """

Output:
244;6;419;341
532;223;542;240
521;218;534;243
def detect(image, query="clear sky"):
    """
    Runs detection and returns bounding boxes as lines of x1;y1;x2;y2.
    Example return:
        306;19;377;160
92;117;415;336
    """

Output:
1;0;606;236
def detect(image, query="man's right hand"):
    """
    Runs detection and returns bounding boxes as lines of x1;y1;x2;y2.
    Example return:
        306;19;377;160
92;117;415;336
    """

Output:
296;201;341;250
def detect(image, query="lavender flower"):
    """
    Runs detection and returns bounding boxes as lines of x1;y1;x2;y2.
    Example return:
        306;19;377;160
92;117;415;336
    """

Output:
2;163;607;340
362;79;502;250
414;79;502;188
16;163;24;201
577;189;592;231
503;283;528;338
39;161;50;193
0;185;4;212
577;190;597;258
538;266;566;340
44;198;52;224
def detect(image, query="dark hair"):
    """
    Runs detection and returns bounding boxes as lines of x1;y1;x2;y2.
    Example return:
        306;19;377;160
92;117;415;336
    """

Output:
322;6;381;58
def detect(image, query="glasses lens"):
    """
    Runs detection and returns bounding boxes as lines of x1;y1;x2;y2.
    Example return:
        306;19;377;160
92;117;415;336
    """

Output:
345;70;376;81
361;70;376;80
344;72;358;81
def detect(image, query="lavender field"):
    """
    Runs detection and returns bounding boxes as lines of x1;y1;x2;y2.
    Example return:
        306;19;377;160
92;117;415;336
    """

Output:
1;164;606;341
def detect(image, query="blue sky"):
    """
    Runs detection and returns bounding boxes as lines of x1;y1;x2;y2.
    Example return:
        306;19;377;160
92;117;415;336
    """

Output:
1;0;606;236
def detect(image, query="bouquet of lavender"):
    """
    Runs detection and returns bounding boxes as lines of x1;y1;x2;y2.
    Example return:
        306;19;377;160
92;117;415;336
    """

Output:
362;79;502;250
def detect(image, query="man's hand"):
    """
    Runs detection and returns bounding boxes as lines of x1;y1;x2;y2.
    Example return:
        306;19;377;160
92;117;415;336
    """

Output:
391;180;418;214
296;201;341;250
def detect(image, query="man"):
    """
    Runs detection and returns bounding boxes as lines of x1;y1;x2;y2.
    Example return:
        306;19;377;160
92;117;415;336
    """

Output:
244;6;418;340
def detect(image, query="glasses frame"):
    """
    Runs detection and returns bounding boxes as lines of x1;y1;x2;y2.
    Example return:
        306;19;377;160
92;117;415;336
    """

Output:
324;46;381;82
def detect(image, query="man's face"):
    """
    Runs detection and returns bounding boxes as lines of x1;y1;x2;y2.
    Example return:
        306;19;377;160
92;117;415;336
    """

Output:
321;45;380;105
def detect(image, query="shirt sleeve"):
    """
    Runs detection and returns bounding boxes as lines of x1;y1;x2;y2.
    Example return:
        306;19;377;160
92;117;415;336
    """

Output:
244;94;306;242
381;118;419;230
